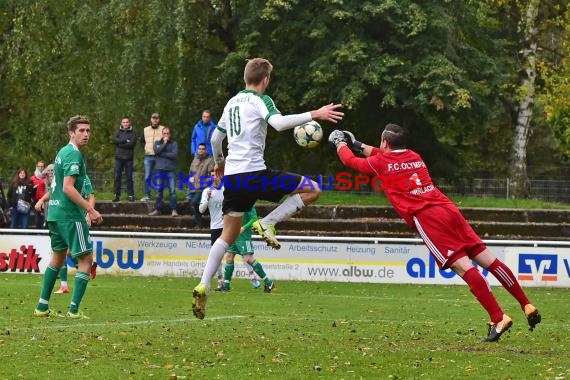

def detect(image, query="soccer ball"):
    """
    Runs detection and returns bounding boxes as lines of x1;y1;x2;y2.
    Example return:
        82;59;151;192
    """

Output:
293;121;323;148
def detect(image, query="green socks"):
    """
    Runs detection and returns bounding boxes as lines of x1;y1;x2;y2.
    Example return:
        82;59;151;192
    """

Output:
59;265;68;282
70;271;90;313
224;263;234;288
251;260;269;282
37;265;60;311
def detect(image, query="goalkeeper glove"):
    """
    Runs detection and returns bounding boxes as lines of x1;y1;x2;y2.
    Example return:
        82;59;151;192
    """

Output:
328;130;348;148
342;130;364;154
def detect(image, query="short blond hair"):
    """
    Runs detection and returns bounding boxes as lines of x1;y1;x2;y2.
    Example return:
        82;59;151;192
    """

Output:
244;58;273;85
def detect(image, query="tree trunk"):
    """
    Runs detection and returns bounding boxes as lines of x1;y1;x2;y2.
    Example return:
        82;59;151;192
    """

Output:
510;0;540;199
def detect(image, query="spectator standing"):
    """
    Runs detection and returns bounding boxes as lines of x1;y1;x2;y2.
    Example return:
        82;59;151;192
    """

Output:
7;168;35;229
148;127;179;217
140;112;165;201
30;161;47;228
187;143;214;228
191;110;215;156
113;116;137;202
34;164;54;228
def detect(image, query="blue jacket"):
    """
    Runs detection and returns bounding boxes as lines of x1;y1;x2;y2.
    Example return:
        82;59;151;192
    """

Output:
191;120;215;156
153;139;178;171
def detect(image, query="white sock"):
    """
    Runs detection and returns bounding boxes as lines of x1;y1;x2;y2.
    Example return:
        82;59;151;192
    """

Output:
263;193;305;225
200;239;229;289
61;281;68;287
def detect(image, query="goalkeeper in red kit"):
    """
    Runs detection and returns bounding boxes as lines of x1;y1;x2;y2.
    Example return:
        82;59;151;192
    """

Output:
329;124;541;342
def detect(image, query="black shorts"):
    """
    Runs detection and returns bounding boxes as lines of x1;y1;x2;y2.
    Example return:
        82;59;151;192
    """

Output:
210;228;223;246
222;169;303;214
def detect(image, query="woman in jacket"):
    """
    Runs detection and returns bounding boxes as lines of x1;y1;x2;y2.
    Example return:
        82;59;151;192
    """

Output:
7;168;35;229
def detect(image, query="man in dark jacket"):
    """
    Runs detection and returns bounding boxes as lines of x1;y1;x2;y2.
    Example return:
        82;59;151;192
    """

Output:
113;116;137;202
148;127;179;217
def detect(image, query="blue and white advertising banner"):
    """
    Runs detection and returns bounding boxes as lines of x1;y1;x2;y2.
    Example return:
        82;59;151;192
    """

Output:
1;230;569;287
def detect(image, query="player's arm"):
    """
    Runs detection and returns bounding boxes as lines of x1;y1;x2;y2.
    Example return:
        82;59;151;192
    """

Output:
268;112;312;132
340;130;379;157
85;193;96;226
328;131;379;176
267;103;344;132
198;189;209;214
63;175;102;223
35;191;51;211
211;126;227;178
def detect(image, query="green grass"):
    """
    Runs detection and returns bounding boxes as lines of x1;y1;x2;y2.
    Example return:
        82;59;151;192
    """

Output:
1;274;568;379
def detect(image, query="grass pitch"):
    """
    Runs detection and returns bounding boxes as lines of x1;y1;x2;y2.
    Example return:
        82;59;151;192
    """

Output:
1;274;568;379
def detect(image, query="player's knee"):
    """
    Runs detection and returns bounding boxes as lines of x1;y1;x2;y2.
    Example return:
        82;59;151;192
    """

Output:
304;184;321;204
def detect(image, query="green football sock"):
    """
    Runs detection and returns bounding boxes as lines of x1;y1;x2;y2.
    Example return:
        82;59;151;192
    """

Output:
224;262;235;285
59;265;68;282
251;260;268;282
37;265;60;311
69;271;90;313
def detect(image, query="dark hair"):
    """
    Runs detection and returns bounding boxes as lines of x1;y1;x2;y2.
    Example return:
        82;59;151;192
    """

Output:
381;123;408;149
244;58;273;85
11;168;29;187
67;115;90;132
198;143;207;148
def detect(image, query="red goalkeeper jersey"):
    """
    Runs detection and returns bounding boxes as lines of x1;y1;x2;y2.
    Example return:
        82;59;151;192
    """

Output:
337;145;454;227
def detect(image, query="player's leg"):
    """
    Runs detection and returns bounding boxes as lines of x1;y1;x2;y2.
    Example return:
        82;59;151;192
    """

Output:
221;252;236;291
54;262;69;294
192;214;242;319
35;251;66;316
449;256;511;341
215;263;224;290
241;258;260;288
66;220;93;318
211;228;224;290
414;212;510;342
254;171;319;249
35;221;67;316
244;253;274;293
472;248;541;330
261;173;319;225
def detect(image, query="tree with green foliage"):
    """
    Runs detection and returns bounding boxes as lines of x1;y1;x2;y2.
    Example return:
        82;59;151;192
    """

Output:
0;0;568;196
